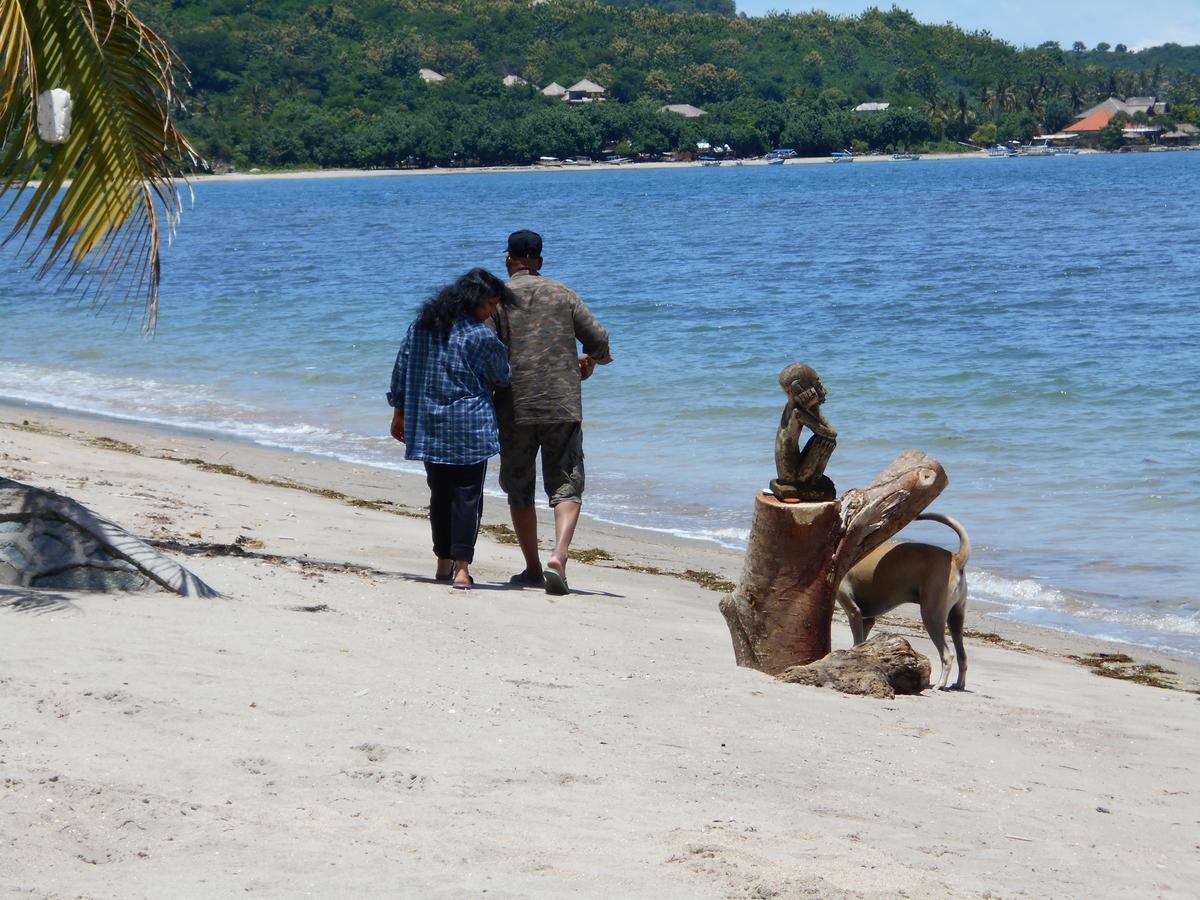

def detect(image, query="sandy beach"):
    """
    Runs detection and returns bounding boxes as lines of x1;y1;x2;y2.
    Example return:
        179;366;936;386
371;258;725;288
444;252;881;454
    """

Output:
191;150;1049;184
2;400;1198;898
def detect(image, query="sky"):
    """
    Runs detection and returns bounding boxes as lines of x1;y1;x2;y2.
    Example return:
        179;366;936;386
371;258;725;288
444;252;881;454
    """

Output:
732;2;1200;51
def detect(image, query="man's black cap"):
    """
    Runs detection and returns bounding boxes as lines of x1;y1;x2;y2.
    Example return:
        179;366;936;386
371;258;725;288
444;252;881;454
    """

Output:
506;230;542;258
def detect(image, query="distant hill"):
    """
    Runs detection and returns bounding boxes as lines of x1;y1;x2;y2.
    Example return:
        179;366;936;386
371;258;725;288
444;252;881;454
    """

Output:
132;0;1200;169
602;0;736;15
1078;43;1200;76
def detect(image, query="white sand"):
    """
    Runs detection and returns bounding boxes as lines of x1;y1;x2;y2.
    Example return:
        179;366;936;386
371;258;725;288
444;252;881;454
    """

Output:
2;403;1197;898
191;150;1034;185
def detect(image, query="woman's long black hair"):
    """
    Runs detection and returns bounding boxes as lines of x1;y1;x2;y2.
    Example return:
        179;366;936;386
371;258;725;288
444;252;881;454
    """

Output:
417;268;506;340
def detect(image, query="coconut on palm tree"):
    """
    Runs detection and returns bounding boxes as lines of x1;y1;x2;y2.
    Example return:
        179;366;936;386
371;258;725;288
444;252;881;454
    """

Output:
1;0;197;330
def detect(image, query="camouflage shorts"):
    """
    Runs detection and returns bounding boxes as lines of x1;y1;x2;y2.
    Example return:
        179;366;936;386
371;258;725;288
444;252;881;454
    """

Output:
498;421;585;508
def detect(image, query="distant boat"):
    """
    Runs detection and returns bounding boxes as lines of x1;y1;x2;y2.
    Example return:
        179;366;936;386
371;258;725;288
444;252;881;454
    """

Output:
830;150;855;163
892;151;920;160
699;156;721;166
536;156;562;166
766;156;786;165
987;145;1016;157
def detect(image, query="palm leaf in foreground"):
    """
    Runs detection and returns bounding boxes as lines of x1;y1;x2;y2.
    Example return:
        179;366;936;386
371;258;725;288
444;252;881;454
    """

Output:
0;0;198;329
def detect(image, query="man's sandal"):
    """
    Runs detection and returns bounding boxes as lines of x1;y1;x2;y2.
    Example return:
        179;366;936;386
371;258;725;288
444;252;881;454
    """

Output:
542;568;569;596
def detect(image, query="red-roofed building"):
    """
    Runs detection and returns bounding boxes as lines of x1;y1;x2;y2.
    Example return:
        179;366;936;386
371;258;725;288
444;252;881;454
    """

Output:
1065;108;1115;135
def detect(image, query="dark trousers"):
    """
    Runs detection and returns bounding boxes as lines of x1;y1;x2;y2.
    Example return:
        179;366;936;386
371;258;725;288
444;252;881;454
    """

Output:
424;460;487;563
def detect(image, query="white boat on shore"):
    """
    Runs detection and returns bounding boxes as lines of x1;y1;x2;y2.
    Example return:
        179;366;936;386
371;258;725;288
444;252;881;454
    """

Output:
830;150;855;163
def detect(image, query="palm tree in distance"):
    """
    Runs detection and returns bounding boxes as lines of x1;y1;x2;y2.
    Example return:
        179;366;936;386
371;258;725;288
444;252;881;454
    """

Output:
1;0;197;331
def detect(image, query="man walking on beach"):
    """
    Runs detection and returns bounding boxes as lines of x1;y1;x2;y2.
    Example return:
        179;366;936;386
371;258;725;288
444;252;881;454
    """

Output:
495;230;612;595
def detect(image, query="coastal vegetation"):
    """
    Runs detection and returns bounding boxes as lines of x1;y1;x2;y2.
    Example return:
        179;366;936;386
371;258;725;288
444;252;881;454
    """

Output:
130;0;1200;169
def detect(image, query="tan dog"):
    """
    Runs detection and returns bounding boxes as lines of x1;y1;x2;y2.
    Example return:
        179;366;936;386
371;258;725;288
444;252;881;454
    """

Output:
836;513;971;690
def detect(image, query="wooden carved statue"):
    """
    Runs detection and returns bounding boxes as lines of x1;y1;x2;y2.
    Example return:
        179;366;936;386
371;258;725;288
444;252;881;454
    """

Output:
770;363;837;502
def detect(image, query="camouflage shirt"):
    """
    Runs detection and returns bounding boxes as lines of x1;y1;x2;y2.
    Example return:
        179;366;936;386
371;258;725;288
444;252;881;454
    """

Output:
493;270;612;424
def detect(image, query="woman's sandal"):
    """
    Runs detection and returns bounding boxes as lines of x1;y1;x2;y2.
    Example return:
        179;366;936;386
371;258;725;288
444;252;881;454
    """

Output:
452;576;475;591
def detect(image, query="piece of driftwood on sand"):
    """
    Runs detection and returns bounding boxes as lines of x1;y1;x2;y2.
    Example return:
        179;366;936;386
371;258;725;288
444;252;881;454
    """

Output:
719;449;947;676
778;633;932;698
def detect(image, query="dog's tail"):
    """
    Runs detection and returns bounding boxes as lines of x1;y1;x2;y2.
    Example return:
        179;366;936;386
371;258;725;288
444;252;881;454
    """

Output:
916;513;970;569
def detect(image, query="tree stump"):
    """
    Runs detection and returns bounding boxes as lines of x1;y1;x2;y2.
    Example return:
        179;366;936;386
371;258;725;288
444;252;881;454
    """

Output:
719;450;946;675
777;633;932;698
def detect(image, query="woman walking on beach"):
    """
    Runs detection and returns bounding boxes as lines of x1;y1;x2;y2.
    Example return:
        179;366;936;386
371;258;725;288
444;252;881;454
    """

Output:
388;269;512;589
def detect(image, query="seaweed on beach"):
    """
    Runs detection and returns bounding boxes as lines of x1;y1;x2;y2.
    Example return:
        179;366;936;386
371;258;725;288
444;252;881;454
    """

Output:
1068;653;1188;691
573;547;614;563
86;436;143;455
480;524;520;545
963;629;1031;652
679;569;736;593
619;562;735;594
4;419;59;435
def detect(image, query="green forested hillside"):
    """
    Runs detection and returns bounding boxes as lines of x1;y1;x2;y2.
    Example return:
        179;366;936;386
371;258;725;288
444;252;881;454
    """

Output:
132;0;1200;168
1076;43;1200;76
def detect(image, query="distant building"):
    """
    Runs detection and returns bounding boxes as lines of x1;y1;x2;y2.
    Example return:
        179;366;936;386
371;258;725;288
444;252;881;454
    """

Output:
1075;96;1169;120
659;103;707;118
502;74;528;87
1065;108;1115;136
1122;124;1163;142
854;101;890;113
419;68;445;83
565;80;606;104
541;82;567;98
1162;123;1200;146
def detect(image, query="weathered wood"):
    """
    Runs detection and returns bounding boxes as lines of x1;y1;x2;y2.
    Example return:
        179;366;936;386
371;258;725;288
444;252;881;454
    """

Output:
719;450;946;674
777;633;931;698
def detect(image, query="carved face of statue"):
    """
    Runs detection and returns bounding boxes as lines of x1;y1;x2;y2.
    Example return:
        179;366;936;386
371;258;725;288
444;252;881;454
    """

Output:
787;377;826;408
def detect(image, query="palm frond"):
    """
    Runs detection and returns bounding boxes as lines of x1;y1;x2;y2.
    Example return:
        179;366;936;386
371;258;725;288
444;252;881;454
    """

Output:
0;0;198;331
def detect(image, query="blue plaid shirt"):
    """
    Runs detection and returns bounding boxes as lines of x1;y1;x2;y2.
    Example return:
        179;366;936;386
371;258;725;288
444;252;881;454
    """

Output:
388;317;511;465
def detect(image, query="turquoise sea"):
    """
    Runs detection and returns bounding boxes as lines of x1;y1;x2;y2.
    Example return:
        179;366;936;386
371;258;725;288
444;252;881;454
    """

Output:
2;153;1198;657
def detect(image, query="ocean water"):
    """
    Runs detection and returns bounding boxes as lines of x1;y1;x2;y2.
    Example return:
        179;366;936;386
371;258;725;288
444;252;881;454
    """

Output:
2;154;1198;657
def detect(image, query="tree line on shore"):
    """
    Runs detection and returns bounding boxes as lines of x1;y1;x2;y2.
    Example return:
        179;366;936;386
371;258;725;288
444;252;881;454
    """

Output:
136;0;1200;169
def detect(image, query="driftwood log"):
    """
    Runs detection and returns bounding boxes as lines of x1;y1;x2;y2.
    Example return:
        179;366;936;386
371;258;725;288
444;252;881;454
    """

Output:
777;633;931;698
719;450;946;675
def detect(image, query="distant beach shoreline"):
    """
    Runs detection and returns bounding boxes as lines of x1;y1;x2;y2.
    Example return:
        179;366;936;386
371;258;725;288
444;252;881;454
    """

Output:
192;149;1091;184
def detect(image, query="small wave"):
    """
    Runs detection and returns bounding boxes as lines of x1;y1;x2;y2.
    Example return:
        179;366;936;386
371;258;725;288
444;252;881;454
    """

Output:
585;513;749;550
971;567;1200;657
970;570;1074;609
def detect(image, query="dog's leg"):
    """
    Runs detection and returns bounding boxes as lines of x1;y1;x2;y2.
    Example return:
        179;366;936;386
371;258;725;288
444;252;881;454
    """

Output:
837;591;867;645
860;616;876;641
920;603;952;690
948;597;968;691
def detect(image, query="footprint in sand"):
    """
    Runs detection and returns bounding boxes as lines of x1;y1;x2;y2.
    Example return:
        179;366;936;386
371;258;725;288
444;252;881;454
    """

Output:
351;742;389;764
233;757;271;775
